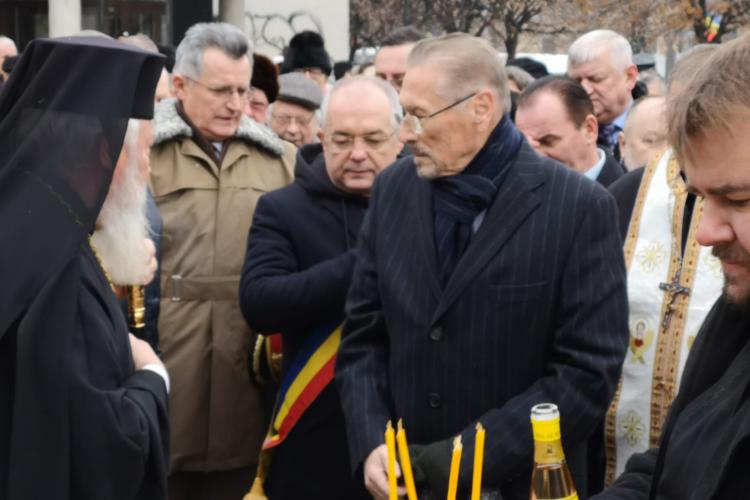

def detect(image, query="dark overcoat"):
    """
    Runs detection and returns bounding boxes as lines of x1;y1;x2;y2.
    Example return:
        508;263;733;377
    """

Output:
240;144;369;499
336;142;630;499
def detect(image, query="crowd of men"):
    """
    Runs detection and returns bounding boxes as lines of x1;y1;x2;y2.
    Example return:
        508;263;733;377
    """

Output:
1;17;750;500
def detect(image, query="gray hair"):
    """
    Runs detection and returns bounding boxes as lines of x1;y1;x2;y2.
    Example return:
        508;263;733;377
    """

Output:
505;65;535;91
407;33;507;108
319;75;403;129
0;36;16;51
568;29;633;72
638;69;665;95
668;44;718;93
174;22;253;79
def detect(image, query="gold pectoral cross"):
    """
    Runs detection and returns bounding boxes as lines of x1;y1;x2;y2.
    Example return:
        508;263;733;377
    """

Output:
659;270;691;330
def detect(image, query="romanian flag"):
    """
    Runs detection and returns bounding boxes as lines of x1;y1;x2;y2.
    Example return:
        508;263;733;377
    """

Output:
262;320;343;449
705;14;722;42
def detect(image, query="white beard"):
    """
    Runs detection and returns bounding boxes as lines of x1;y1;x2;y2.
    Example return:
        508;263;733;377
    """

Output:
91;153;151;286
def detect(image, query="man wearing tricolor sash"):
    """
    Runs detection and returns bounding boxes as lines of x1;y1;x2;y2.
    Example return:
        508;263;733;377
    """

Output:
599;44;722;490
239;76;403;499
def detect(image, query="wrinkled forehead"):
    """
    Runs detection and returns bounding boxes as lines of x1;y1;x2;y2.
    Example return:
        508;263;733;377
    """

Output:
400;62;447;107
569;50;618;76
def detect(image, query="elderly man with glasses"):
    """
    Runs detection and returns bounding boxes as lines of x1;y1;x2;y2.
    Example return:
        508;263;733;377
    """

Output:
335;33;629;500
269;73;324;148
239;75;402;499
149;22;296;500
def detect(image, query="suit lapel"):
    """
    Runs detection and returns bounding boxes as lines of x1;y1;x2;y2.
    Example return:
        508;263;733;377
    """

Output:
415;176;442;300
430;146;546;324
596;151;625;187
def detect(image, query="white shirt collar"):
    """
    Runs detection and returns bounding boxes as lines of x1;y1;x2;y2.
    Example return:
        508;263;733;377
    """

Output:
584;148;607;181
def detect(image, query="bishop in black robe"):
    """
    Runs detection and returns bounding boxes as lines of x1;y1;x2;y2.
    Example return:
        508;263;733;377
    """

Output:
0;36;168;500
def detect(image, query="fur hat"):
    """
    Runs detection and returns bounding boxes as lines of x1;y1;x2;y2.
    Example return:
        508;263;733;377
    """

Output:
281;31;332;76
251;53;280;103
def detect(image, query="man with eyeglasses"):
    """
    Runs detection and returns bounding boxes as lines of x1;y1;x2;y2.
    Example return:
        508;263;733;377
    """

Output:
269;73;323;148
239;75;402;499
335;33;628;500
149;22;296;500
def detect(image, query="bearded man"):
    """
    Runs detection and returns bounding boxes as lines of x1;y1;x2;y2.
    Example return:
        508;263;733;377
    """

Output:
0;36;169;500
595;32;750;500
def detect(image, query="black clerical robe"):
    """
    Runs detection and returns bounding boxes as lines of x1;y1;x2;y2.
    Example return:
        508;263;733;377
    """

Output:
0;243;169;500
594;296;750;499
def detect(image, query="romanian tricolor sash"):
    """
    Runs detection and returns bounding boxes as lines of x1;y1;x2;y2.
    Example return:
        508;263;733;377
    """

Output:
263;319;343;449
245;320;343;499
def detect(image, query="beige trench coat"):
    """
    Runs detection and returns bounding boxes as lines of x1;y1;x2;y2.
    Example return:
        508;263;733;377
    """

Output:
149;100;295;472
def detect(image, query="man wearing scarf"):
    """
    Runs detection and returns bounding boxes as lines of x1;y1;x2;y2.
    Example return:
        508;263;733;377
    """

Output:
0;37;168;500
335;33;629;500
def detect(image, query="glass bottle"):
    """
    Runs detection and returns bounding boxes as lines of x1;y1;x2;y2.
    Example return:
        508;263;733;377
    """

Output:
529;403;578;500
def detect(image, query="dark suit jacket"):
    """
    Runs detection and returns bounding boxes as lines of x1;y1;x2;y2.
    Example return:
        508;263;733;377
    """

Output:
596;148;627;188
335;142;629;499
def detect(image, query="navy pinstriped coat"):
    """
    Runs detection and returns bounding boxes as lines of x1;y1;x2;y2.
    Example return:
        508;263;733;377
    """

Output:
335;141;629;499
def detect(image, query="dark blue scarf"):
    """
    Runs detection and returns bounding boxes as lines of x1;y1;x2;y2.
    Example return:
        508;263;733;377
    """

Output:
432;115;523;286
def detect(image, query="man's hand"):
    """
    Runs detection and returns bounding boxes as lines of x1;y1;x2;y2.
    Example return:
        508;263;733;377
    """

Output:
364;444;407;500
129;333;162;370
138;238;157;285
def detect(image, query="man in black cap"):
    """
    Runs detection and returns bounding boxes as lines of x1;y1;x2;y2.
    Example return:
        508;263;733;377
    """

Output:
0;36;168;500
281;30;332;91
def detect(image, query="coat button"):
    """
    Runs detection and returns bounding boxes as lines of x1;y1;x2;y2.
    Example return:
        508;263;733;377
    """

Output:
428;392;442;408
429;326;443;341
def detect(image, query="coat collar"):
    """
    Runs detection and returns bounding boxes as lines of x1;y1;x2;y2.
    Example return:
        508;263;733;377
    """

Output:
426;142;547;323
152;98;286;157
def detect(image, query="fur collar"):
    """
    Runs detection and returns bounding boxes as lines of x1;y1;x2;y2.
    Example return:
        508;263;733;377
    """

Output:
152;98;285;157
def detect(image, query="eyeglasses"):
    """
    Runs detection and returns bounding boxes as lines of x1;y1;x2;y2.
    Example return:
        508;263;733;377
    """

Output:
294;67;326;77
184;76;250;101
324;131;397;154
271;113;315;127
402;92;477;134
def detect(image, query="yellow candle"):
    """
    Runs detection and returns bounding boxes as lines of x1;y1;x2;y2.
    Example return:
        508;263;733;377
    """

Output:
385;420;398;500
446;435;462;500
471;423;485;500
396;419;418;500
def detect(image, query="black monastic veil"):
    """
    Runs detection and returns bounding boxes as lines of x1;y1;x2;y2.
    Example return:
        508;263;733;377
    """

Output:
0;36;166;499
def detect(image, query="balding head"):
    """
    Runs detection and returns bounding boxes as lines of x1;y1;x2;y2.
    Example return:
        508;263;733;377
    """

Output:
319;76;403;196
619;96;667;170
0;36;17;82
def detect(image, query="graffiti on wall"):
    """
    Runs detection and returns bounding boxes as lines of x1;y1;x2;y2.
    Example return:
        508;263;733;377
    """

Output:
246;10;323;53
